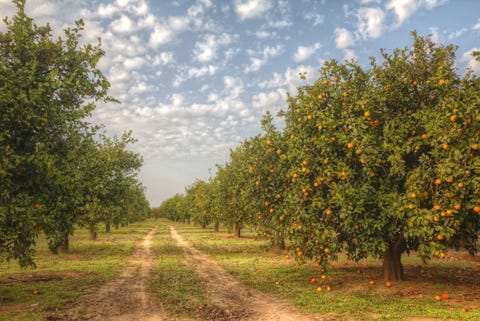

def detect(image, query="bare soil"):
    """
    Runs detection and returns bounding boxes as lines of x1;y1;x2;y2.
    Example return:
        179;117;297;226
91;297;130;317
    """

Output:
169;226;322;321
48;229;166;321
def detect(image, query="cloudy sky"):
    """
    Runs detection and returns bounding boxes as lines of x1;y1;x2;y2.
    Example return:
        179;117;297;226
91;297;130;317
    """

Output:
1;0;479;206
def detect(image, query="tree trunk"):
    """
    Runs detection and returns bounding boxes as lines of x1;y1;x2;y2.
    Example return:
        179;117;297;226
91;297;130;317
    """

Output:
234;221;241;238
383;236;406;281
214;222;220;232
89;223;97;241
61;231;69;253
105;222;111;233
274;239;286;250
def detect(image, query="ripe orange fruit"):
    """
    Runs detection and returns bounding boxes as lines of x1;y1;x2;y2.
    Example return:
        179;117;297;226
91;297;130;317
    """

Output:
442;143;449;150
325;209;332;216
435;295;441;301
324;248;330;254
311;277;318;284
472;144;479;151
454;204;461;210
435;179;442;185
421;134;428;139
442;293;449;300
411;193;417;199
449;115;457;122
33;289;39;295
445;177;453;183
324;80;329;85
437;234;444;241
333;76;339;83
266;139;272;145
276;149;282;155
474;206;480;214
347;142;354;149
321;274;327;280
369;280;375;285
316;287;322;292
342;91;348;97
412;80;418;86
364;111;371;118
355;149;362;155
385;281;392;287
439;79;446;86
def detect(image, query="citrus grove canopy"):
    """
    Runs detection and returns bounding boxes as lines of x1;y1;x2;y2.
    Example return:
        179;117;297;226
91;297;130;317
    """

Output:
159;34;480;281
0;0;149;267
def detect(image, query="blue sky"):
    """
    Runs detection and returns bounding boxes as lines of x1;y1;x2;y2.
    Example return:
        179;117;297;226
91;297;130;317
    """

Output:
1;0;479;206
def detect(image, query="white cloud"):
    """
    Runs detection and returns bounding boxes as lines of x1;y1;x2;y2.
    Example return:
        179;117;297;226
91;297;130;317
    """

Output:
252;89;286;111
293;43;321;62
386;0;419;25
448;28;467;40
305;12;325;26
97;3;119;17
149;24;174;47
343;48;357;62
186;65;218;80
235;0;273;20
193;33;234;63
386;0;446;27
255;30;271;39
123;56;146;70
334;28;356;49
461;48;480;72
153;52;174;65
356;7;385;40
223;76;244;99
258;65;317;95
244;45;283;73
110;15;135;34
473;19;480;30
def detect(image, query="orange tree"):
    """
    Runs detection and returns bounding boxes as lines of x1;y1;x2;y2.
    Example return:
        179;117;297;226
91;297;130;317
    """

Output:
280;33;480;281
246;113;290;249
215;144;254;237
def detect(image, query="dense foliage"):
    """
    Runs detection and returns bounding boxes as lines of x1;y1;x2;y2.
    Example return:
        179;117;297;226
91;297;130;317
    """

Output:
159;33;480;281
0;0;149;267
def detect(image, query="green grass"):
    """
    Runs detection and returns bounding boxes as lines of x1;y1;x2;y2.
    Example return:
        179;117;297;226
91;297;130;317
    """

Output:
1;219;479;321
169;221;480;321
149;224;212;319
0;220;156;321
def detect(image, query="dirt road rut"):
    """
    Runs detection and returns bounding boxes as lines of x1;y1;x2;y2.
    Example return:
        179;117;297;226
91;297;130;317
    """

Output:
169;226;321;321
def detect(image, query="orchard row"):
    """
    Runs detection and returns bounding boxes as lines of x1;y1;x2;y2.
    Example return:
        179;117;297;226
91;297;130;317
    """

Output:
158;33;480;281
0;1;149;268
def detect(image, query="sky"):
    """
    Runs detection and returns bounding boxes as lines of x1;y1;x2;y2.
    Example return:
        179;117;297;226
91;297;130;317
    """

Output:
1;0;479;206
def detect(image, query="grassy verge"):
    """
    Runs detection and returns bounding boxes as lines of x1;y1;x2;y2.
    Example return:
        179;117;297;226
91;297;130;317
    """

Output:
169;221;480;321
0;220;156;321
149;223;211;319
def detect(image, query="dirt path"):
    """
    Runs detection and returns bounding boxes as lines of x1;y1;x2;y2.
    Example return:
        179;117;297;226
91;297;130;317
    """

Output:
169;226;323;321
49;229;166;321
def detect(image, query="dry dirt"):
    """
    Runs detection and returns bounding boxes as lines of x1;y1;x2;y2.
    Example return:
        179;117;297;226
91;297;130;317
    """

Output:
169;226;322;321
48;229;166;321
46;227;323;321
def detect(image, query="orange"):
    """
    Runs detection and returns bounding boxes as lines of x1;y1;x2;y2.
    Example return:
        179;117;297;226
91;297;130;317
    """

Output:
364;111;371;118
